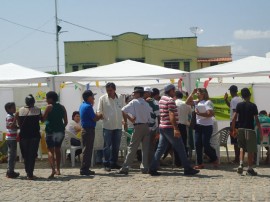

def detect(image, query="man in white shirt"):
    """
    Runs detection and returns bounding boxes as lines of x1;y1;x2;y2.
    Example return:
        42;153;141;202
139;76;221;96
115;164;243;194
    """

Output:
118;86;152;175
224;85;242;163
97;82;125;171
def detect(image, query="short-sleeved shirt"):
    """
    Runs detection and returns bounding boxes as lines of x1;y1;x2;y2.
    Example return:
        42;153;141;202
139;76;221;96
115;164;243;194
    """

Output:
122;98;151;124
230;96;242;121
175;99;192;125
195;100;214;126
159;95;178;129
146;98;160;130
6;114;17;140
97;94;124;130
18;106;41;139
79;101;96;128
236;101;258;130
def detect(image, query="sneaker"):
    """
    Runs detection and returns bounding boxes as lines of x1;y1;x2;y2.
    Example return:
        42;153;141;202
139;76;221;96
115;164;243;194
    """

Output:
104;166;111;172
6;171;20;179
149;170;161;176
117;170;128;175
237;165;243;174
193;164;205;169
80;170;95;176
184;168;200;175
110;164;122;169
246;168;257;176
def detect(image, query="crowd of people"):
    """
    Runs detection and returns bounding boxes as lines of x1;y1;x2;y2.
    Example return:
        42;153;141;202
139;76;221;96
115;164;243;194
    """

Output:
4;82;268;179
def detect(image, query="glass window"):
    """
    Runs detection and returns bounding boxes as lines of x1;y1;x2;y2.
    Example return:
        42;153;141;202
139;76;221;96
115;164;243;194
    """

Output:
164;62;179;69
83;64;97;69
184;62;190;72
72;65;79;72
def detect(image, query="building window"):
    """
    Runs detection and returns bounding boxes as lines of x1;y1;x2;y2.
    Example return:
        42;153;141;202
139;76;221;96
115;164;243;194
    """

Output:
210;61;218;66
83;64;97;69
164;62;179;69
184;62;190;72
72;65;79;72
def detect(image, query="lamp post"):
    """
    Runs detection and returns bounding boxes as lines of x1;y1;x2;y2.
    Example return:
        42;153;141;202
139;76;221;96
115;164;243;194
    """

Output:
55;0;60;74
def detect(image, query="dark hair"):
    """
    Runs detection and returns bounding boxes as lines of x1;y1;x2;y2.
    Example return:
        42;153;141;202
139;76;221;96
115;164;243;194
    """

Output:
82;90;94;102
175;91;183;99
259;110;267;116
46;91;58;102
5;102;15;113
25;94;35;106
125;95;133;103
105;82;116;90
241;88;251;99
152;88;160;97
72;111;80;120
197;88;210;100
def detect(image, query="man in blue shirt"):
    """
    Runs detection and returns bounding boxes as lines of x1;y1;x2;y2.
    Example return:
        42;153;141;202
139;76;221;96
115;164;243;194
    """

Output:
79;90;102;176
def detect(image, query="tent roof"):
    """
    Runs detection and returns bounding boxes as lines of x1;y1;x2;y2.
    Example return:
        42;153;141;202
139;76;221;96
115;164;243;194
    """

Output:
55;60;187;82
190;56;270;78
0;63;53;84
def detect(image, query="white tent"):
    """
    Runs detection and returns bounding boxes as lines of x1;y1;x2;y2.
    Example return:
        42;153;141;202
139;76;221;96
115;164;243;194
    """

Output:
0;63;53;84
55;60;188;82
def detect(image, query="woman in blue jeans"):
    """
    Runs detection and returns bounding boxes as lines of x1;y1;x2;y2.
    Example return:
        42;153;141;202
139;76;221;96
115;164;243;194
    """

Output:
186;88;218;169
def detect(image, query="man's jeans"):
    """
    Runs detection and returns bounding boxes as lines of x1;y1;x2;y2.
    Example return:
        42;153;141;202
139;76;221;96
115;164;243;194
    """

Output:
7;140;17;173
103;129;122;166
150;128;191;171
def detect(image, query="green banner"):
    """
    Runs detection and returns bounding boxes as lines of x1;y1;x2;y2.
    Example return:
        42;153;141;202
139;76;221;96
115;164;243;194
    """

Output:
211;86;253;120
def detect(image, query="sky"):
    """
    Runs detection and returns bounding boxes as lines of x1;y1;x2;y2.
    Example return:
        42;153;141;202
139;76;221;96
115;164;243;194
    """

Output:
0;0;270;73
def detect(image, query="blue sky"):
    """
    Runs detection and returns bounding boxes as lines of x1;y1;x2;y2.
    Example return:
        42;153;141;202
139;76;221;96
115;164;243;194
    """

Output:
0;0;270;72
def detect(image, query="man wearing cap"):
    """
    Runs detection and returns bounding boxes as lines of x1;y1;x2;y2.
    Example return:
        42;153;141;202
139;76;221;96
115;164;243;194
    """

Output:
149;84;199;176
143;87;160;165
79;90;103;176
97;82;125;172
224;85;242;163
118;87;152;175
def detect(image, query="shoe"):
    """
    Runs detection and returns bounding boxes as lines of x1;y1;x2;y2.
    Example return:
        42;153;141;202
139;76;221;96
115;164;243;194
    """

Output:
193;164;205;169
104;166;111;172
149;170;161;176
246;168;257;176
6;171;20;179
212;159;219;168
27;175;37;180
231;159;240;164
141;170;149;174
117;170;128;175
110;164;122;169
80;170;95;176
237;165;243;174
184;168;200;175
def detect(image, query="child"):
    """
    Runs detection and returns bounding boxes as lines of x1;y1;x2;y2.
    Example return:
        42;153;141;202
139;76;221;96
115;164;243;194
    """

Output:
5;102;20;178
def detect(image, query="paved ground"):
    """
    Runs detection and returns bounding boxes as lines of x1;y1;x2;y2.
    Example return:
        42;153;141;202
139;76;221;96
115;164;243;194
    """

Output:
0;157;270;202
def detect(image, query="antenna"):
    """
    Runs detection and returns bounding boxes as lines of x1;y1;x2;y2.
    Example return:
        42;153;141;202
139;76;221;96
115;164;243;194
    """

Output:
190;27;204;37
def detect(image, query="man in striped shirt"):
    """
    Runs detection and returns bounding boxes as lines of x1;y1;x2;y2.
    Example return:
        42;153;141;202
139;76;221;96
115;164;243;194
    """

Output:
149;84;199;176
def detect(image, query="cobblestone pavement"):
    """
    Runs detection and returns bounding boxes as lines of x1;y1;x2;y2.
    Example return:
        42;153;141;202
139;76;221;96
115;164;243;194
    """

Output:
0;157;270;202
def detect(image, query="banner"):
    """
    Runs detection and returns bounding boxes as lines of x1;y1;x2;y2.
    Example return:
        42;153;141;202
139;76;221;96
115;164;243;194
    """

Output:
211;86;253;120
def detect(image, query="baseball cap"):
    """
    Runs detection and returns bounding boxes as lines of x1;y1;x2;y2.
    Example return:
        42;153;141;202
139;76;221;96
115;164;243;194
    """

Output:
144;86;153;92
228;85;238;92
164;84;175;93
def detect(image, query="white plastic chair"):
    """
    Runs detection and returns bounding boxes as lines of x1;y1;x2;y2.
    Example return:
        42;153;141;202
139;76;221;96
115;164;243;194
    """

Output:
91;121;104;167
256;123;270;166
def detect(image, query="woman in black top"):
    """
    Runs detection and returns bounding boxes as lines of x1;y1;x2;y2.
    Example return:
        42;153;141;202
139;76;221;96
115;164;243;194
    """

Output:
17;95;43;180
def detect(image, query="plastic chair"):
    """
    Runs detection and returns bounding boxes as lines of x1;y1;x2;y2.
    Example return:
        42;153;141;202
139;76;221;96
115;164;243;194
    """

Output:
211;127;230;163
256;123;270;166
119;130;128;157
91;121;104;167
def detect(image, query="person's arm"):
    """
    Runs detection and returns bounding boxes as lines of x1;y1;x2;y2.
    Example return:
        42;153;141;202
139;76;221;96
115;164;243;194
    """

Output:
231;112;238;137
224;92;230;107
39;109;44;123
96;97;104;119
122;111;128;131
15;112;21;128
196;109;214;117
62;105;68;127
42;104;53;121
186;89;197;106
169;110;180;138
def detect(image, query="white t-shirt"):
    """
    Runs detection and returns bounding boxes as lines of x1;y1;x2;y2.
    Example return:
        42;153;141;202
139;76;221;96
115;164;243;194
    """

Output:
195;100;214;126
175;99;192;125
230;96;242;121
66;120;81;139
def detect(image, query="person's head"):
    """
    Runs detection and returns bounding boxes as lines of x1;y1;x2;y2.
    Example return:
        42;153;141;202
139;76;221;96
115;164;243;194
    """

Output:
133;86;144;98
175;91;183;99
72;111;80;123
151;88;160;100
5;102;16;114
259;110;267;116
164;84;176;97
125;94;133;104
105;82;116;98
82;90;96;105
197;88;210;101
46;91;58;104
241;88;251;100
143;87;153;99
25;94;35;107
229;85;238;96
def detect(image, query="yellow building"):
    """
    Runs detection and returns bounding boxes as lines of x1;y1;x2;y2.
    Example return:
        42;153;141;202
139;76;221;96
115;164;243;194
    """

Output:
64;32;231;73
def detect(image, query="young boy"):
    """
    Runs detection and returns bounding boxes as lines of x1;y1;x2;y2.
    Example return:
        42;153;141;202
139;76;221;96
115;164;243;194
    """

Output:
5;102;20;178
232;88;262;176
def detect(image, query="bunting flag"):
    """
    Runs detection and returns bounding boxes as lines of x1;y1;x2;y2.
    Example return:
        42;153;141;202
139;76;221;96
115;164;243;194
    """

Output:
86;83;90;90
195;79;200;88
170;79;175;84
203;77;212;88
60;82;66;89
38;82;42;88
156;79;160;83
96;81;100;87
75;84;78;90
178;78;183;91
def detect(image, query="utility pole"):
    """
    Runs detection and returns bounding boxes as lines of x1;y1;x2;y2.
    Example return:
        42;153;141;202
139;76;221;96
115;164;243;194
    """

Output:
55;0;60;74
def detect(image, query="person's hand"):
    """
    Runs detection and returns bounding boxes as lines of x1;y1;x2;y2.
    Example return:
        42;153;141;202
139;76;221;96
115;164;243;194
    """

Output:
231;129;238;138
195;108;200;115
130;117;136;124
123;122;128;132
174;129;181;138
224;92;228;100
192;88;197;95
